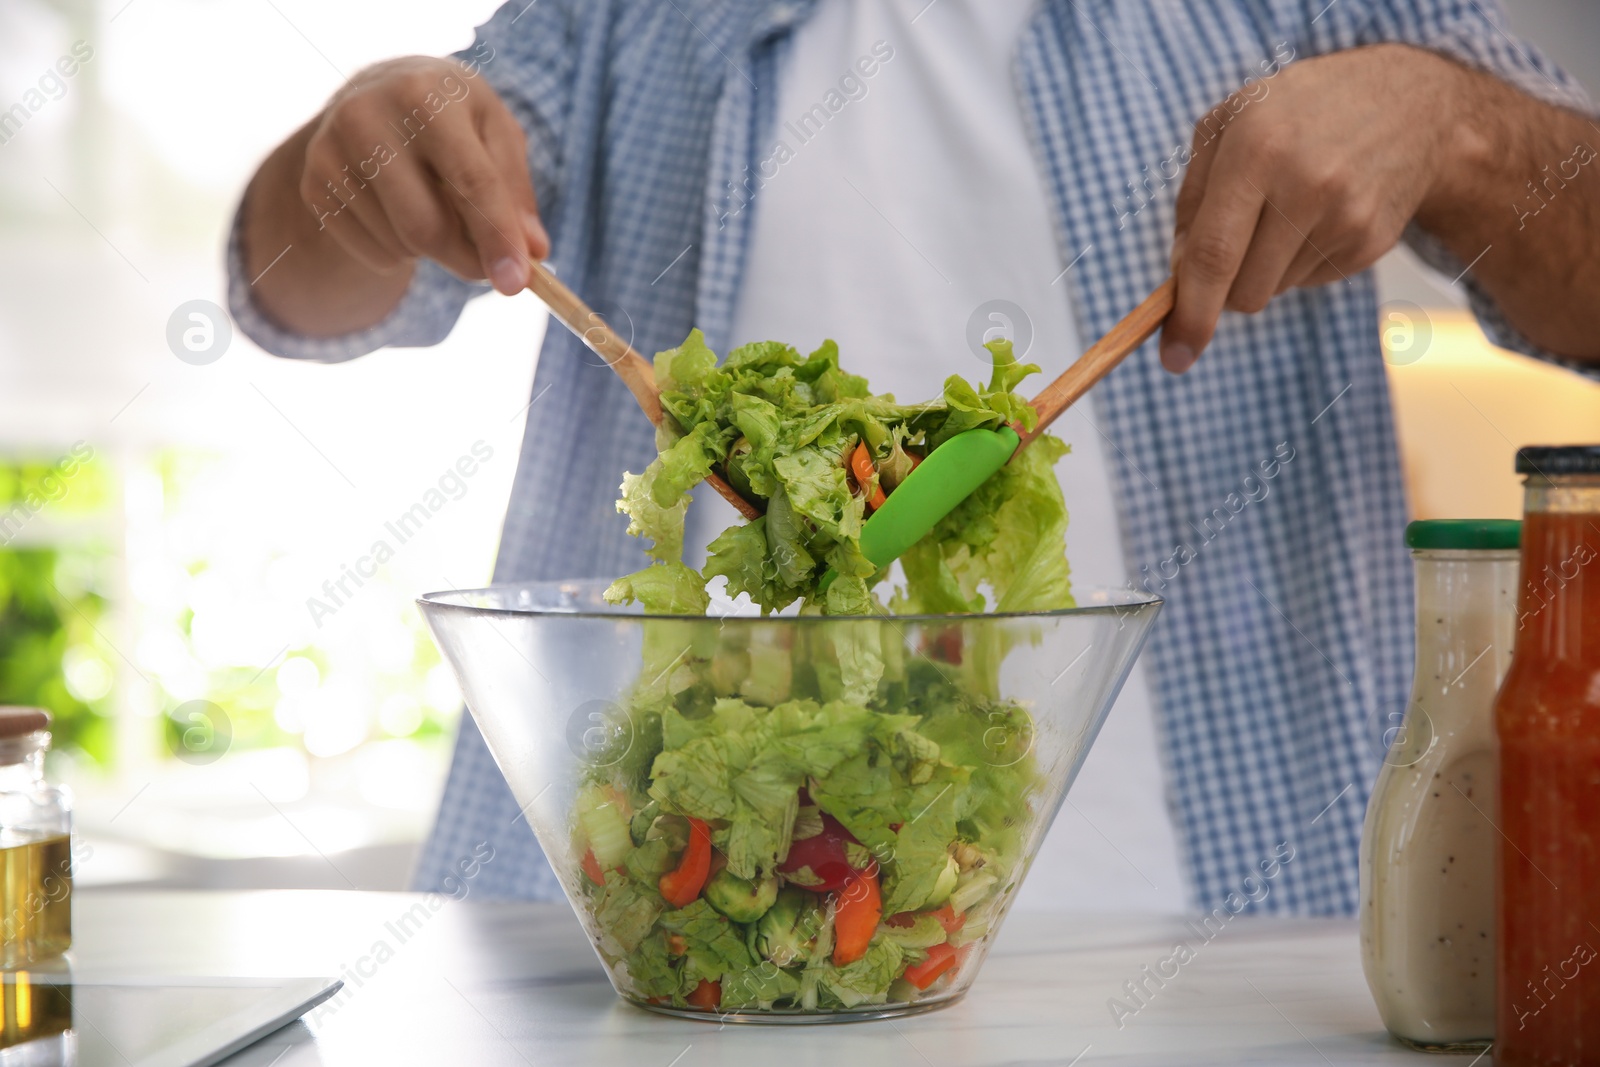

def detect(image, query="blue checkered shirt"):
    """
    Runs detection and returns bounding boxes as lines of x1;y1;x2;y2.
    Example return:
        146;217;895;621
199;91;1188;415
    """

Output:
229;0;1593;914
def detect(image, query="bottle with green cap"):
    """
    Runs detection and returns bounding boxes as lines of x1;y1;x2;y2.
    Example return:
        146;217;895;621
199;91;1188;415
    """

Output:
1359;518;1520;1051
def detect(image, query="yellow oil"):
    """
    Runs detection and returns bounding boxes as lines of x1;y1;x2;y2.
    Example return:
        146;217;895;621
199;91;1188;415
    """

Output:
0;971;71;1051
0;834;71;968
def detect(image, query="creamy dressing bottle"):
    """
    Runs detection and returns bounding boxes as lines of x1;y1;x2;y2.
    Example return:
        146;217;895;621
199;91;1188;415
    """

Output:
1359;520;1519;1051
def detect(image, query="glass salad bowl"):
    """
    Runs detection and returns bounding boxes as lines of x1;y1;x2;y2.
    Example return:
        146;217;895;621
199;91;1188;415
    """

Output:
418;579;1161;1023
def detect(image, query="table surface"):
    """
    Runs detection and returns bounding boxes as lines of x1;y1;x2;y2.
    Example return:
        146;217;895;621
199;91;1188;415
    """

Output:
69;890;1445;1066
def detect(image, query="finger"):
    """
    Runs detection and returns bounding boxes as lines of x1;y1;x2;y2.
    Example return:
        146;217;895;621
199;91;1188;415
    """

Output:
1226;202;1310;314
423;124;533;294
1277;242;1330;294
323;210;409;275
480;103;550;260
366;163;483;280
1172;95;1242;262
1281;215;1399;293
1277;229;1357;293
1295;258;1350;290
298;169;407;276
298;127;410;273
337;177;413;264
1161;144;1266;372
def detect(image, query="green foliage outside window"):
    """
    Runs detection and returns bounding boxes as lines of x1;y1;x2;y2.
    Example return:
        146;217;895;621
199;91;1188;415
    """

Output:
0;452;116;764
149;449;455;760
1;447;458;771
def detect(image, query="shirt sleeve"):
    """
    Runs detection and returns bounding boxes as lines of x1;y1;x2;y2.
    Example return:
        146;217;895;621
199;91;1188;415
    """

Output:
1358;0;1600;379
225;0;577;362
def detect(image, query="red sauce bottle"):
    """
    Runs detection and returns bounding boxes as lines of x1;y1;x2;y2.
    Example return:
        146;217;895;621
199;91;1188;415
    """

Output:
1495;445;1600;1065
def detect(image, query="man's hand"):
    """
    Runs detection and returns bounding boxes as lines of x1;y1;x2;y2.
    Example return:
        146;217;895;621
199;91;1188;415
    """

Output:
242;56;549;338
1160;45;1460;371
1161;43;1600;370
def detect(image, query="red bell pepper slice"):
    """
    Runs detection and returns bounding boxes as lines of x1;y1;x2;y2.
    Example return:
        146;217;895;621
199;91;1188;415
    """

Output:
930;903;966;934
831;865;882;966
686;978;721;1010
658;817;713;907
850;442;888;510
902;942;957;990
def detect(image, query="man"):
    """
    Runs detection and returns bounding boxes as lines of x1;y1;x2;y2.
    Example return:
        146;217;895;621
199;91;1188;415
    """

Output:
230;0;1600;914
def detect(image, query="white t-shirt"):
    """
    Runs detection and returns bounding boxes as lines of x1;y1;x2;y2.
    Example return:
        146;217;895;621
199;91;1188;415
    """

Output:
726;0;1186;911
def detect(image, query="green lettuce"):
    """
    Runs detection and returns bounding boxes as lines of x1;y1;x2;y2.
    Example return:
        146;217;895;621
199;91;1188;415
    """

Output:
722;960;802;1009
575;644;1037;1012
625;929;681;999
658;899;756;982
603;561;710;616
594;877;665;953
648;698;877;879
818;937;906;1007
605;331;1071;616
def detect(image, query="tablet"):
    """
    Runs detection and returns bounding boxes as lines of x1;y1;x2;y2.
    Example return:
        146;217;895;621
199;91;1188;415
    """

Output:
0;973;342;1067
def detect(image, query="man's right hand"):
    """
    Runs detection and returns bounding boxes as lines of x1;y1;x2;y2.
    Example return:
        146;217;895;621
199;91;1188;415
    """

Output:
241;55;549;338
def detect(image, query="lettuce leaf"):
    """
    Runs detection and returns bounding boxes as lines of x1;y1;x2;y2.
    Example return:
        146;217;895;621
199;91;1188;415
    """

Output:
654;328;722;393
819;937;906;1007
604;561;712;615
881;767;965;914
625;929;682;999
659;899;756;987
615;469;687;564
722;960;802;1009
594;877;665;953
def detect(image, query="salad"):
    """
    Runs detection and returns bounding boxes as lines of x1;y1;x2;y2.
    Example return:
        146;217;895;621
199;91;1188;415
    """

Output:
574;330;1074;1014
603;328;1074;617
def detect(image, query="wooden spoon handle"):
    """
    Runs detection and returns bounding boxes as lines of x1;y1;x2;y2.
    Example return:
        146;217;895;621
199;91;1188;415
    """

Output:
1017;276;1176;448
524;259;664;426
522;260;763;520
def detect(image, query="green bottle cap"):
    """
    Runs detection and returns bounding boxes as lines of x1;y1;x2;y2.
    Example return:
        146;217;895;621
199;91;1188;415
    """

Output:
1404;519;1521;551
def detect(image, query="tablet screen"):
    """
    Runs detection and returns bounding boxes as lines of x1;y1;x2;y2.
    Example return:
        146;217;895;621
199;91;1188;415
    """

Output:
0;973;340;1067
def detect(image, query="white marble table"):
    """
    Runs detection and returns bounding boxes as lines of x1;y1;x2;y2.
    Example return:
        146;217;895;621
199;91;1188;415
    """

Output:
72;891;1436;1066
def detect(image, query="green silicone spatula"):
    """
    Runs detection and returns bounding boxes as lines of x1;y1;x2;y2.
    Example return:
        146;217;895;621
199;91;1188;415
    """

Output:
856;277;1176;571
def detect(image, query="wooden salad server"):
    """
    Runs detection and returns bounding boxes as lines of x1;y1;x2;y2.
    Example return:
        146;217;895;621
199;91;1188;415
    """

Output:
522;260;763;520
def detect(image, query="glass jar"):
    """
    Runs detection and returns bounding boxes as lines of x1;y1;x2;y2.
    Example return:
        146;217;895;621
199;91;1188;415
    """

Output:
1360;519;1520;1051
417;579;1161;1021
1495;447;1600;1065
0;708;72;969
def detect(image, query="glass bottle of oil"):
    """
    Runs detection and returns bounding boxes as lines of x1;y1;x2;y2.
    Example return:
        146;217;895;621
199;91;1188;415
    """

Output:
0;708;71;968
0;967;74;1061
